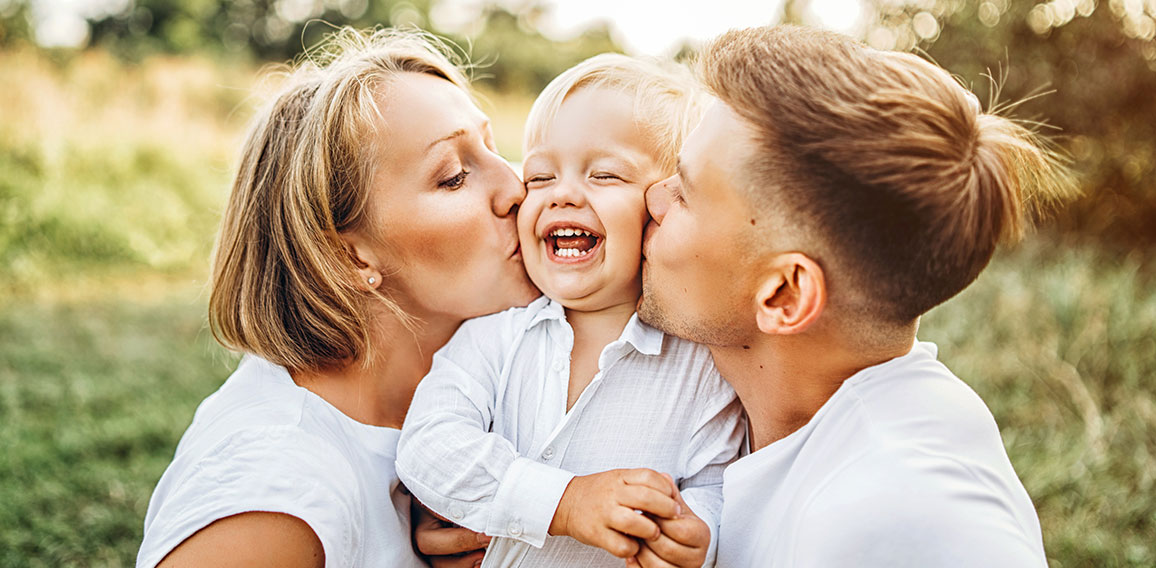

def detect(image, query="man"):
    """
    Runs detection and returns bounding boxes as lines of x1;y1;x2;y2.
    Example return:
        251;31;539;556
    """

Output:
638;25;1072;566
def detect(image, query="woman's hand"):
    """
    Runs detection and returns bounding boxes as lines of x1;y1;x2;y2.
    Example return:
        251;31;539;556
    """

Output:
412;499;490;568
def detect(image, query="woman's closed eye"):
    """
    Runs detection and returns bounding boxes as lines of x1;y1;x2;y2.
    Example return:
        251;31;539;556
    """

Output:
438;169;470;190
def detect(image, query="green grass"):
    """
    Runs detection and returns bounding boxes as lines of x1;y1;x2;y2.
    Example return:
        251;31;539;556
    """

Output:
920;240;1156;567
0;291;237;566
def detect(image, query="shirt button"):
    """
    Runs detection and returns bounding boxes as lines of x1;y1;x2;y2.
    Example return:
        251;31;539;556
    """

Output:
552;359;565;372
541;446;555;460
508;520;522;536
449;506;464;520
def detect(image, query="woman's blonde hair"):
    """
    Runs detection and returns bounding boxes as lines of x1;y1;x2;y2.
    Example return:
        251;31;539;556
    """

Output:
209;27;469;372
523;53;708;173
700;25;1075;324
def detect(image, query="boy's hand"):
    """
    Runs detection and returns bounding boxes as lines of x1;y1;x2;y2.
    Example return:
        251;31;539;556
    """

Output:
627;476;711;568
550;468;682;558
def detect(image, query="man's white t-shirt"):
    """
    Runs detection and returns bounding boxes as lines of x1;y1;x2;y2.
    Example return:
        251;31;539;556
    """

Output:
718;341;1046;567
137;355;425;568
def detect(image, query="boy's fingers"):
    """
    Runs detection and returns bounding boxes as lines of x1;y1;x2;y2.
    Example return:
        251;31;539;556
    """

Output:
642;525;703;566
618;486;680;520
607;506;662;541
652;514;708;548
621;469;675;496
632;540;681;568
593;528;641;559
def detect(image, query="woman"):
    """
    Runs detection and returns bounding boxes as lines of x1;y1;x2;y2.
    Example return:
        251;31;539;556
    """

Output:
137;28;539;567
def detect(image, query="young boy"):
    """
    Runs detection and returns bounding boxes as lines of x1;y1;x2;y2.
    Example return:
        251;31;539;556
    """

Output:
396;54;745;568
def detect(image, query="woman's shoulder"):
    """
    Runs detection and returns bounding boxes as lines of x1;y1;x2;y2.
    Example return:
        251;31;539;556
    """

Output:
139;358;367;568
138;423;364;568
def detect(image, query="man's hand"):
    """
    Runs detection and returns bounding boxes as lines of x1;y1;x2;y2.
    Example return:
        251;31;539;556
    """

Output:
549;468;681;559
411;499;490;568
628;476;711;568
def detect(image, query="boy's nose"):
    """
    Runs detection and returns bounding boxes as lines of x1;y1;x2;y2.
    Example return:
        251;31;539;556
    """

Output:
549;178;586;209
645;175;675;224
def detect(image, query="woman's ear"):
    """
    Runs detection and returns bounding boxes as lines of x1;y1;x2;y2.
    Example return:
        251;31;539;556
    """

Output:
754;253;826;335
339;232;384;291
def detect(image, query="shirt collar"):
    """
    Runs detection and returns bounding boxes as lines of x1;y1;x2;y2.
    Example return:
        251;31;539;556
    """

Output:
619;312;664;356
527;297;665;357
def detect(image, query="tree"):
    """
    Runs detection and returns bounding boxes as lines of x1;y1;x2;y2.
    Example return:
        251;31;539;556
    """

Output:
784;0;1156;246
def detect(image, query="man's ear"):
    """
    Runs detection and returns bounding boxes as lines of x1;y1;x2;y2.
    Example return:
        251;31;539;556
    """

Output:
339;231;384;291
754;253;826;335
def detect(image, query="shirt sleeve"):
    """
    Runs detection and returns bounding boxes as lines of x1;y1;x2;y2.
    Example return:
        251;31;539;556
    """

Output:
137;427;361;568
396;314;574;548
677;368;746;568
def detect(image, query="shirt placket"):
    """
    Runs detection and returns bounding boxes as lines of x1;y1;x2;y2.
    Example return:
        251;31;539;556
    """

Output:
535;337;634;470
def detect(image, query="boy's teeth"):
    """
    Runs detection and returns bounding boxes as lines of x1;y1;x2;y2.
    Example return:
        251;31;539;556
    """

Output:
554;247;592;258
550;228;592;237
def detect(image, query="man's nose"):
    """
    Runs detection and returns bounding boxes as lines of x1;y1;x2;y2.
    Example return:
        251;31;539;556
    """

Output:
646;175;675;224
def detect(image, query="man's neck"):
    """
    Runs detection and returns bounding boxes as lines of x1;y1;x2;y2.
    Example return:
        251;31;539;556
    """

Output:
712;330;915;452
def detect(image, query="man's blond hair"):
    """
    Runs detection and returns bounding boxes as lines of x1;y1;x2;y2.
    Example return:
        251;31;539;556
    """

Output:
524;53;708;173
701;26;1075;324
209;28;469;372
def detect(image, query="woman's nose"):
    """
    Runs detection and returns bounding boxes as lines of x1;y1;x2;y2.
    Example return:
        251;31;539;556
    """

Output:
491;157;525;217
646;175;675;224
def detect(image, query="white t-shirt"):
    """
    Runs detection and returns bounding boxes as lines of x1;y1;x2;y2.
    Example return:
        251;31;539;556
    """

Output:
397;296;745;567
718;341;1046;567
137;355;425;568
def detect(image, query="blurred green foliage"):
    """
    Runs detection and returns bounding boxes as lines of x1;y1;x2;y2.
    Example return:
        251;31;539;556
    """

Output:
5;0;1152;245
846;0;1156;248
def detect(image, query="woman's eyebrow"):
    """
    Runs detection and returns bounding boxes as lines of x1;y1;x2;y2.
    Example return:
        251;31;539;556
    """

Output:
426;120;490;151
426;128;467;151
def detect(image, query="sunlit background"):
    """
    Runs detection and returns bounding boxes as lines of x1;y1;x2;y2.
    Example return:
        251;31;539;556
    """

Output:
1;0;1154;565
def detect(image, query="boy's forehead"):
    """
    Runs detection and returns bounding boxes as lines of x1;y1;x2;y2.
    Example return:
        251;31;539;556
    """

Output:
523;89;655;165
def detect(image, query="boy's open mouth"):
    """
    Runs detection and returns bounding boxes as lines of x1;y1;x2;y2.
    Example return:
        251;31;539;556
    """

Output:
547;227;602;259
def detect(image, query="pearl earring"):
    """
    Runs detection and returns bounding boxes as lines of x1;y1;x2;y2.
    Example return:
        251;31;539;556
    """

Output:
368;277;376;285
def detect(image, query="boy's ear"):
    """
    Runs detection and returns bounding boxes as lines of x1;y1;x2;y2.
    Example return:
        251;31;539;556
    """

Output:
754;253;826;335
339;232;384;291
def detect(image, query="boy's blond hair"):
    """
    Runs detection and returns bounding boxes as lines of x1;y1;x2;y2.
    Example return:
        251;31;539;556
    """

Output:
523;53;708;173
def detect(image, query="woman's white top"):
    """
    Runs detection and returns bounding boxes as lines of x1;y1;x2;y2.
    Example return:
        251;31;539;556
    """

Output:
397;296;746;568
137;355;425;568
718;341;1046;567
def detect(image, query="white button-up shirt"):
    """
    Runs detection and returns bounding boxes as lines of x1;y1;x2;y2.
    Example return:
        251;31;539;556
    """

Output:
398;296;745;567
